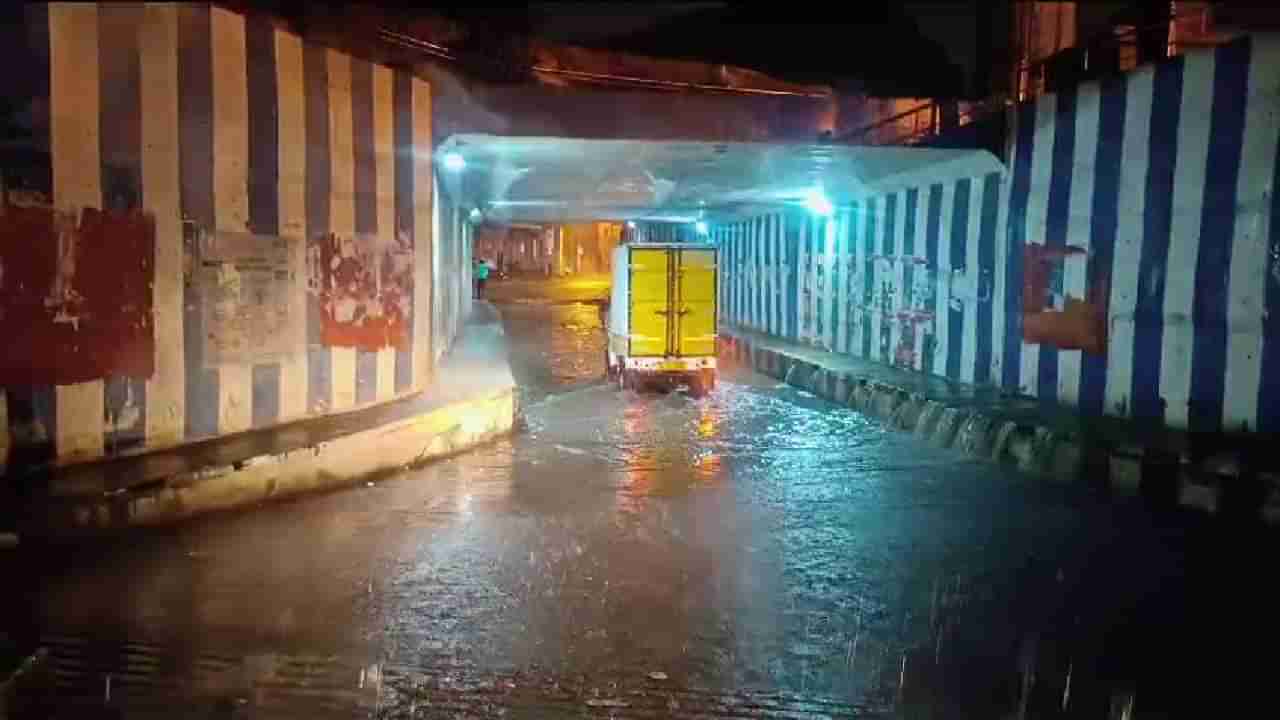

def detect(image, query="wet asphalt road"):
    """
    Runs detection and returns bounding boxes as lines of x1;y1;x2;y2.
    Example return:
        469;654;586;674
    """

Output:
3;296;1277;718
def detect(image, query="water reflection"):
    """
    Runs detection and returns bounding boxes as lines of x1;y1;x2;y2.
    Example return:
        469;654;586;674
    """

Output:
696;405;719;439
692;451;722;483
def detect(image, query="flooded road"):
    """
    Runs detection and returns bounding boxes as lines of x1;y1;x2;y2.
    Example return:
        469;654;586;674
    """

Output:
3;299;1274;718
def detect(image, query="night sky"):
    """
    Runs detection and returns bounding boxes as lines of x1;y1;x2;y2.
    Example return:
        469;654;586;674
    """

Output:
238;2;989;98
433;2;981;97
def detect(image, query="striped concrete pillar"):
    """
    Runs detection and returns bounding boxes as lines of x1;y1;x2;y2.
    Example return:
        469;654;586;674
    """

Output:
1019;93;1056;397
865;193;885;361
1056;81;1101;405
141;4;184;447
1232;38;1280;432
50;3;105;460
906;189;926;373
852;200;869;358
1102;65;1155;419
944;178;969;382
211;6;252;433
820;213;837;350
834;209;851;355
843;203;861;355
327;48;356;411
886;192;905;366
933;185;955;377
373;68;393;398
960;177;983;384
275;27;309;420
973;172;1002;387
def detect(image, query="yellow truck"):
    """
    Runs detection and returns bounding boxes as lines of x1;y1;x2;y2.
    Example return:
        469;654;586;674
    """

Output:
605;242;719;396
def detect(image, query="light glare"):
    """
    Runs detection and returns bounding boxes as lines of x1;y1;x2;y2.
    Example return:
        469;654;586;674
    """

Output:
804;187;834;217
442;152;466;171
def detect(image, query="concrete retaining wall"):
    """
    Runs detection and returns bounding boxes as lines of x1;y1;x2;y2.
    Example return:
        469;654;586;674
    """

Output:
714;34;1280;436
0;4;475;472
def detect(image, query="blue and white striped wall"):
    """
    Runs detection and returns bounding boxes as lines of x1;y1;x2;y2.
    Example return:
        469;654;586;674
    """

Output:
716;182;1003;386
0;4;475;469
433;180;473;365
718;34;1280;433
632;222;701;245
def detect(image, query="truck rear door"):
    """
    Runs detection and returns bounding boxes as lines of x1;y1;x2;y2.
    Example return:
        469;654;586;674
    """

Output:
628;247;671;356
676;248;717;357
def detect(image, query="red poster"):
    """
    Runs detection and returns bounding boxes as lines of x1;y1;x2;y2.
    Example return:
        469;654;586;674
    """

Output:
310;232;413;351
0;202;154;385
1022;244;1108;355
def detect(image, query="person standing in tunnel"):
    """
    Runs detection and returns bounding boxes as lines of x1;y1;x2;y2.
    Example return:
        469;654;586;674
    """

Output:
474;257;490;299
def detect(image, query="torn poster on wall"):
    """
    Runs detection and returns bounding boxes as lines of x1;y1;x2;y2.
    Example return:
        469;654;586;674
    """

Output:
0;200;154;385
1022;244;1108;355
308;231;413;351
196;231;297;368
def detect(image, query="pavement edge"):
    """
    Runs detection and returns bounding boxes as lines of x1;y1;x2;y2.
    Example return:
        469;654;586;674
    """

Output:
20;387;517;540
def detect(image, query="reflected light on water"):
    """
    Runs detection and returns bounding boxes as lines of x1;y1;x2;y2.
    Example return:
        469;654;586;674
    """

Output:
693;451;722;482
616;402;662;513
696;407;718;439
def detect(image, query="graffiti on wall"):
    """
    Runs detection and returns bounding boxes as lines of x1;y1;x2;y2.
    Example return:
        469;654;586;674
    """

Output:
309;231;413;351
1021;244;1108;355
893;257;937;368
194;231;298;368
827;255;991;370
0;199;154;384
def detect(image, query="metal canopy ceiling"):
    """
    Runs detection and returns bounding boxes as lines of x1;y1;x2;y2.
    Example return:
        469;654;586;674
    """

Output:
437;134;1004;225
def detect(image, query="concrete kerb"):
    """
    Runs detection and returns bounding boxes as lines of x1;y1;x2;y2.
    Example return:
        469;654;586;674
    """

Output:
810;368;835;397
913;401;946;440
783;361;810;388
809;368;830;397
848;381;873;413
930;407;969;449
831;373;856;406
873;386;905;420
722;331;1280;523
990;421;1021;464
890;393;927;431
22;386;517;540
954;412;995;457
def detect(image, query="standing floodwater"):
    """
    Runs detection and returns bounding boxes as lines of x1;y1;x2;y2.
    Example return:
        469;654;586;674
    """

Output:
1;297;1273;717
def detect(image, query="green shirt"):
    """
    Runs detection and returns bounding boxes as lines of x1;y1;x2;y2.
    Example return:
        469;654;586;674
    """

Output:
475;263;490;280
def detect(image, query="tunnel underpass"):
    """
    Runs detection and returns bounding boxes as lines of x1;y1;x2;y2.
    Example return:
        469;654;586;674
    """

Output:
434;134;1004;228
4;135;1275;719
